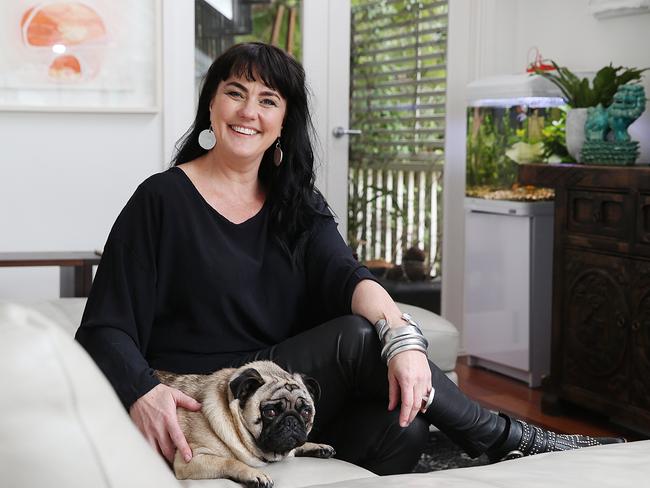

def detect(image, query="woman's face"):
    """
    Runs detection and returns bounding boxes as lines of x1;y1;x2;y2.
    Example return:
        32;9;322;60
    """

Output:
209;74;286;165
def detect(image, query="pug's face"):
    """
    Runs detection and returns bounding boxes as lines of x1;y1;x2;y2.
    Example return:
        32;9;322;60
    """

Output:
229;364;321;456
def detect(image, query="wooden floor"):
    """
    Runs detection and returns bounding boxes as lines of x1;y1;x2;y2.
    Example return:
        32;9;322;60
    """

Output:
456;356;647;441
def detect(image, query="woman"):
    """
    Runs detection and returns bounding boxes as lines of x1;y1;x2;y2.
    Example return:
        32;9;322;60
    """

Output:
76;42;621;475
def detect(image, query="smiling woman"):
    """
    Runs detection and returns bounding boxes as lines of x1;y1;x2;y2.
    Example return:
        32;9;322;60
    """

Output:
75;43;624;482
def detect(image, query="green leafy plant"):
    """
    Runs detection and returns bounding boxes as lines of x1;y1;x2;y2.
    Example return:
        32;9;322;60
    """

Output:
466;105;569;192
534;62;648;108
466;107;520;189
540;107;574;163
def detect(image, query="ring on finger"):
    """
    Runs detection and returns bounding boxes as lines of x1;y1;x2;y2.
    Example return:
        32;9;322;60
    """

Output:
421;387;435;411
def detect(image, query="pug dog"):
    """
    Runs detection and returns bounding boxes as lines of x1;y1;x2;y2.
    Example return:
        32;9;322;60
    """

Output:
155;360;335;487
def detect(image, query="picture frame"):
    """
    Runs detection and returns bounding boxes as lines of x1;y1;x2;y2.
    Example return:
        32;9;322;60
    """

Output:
0;0;161;113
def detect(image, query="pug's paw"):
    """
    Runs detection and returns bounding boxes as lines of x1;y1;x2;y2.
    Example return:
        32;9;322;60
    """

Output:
240;468;274;488
316;444;336;458
295;442;336;459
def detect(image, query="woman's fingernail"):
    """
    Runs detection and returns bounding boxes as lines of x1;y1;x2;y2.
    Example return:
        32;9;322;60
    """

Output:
185;454;192;462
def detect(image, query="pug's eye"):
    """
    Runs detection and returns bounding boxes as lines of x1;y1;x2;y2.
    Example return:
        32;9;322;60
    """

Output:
262;407;277;418
300;407;311;419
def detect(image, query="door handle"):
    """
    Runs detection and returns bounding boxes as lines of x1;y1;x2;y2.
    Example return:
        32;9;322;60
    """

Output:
333;126;362;138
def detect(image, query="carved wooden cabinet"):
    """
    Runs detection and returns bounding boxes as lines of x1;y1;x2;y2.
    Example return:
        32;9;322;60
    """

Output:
519;163;650;435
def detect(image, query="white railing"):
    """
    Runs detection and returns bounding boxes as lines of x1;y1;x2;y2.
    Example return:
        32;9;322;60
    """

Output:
348;164;442;275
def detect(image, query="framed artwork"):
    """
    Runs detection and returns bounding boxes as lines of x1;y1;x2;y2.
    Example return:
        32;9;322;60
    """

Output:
0;0;161;112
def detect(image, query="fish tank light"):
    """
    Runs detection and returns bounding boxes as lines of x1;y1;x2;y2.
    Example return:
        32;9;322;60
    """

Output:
469;97;566;109
466;74;567;201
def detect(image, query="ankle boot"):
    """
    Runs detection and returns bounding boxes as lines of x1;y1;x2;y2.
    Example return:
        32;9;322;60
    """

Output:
486;414;626;462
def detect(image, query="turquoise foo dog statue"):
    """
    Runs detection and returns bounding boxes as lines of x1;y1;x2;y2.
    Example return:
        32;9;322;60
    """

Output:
581;83;646;165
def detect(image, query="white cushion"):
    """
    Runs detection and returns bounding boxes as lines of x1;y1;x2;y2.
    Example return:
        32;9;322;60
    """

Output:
181;457;375;488
7;297;87;336
308;440;650;488
0;302;180;488
397;303;459;372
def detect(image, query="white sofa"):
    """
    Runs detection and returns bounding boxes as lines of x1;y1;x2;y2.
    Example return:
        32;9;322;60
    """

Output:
1;300;649;488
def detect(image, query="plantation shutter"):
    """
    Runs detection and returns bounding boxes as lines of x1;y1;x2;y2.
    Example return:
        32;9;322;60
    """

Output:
348;0;448;272
350;0;448;168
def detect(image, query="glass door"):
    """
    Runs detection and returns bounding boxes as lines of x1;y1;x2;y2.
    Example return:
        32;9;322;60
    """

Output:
347;0;448;276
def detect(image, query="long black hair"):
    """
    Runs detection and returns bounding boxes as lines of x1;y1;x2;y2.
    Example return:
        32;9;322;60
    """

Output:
172;42;325;257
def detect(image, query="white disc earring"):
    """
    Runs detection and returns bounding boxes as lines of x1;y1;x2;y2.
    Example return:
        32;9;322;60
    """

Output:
198;126;216;150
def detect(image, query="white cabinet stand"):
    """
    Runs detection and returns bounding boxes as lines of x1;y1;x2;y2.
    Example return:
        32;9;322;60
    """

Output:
463;198;554;387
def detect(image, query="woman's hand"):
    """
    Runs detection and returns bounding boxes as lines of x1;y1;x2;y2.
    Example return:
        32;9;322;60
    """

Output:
349;280;433;426
129;383;202;464
387;350;432;427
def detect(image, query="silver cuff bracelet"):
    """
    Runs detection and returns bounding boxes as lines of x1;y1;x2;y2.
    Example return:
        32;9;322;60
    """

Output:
383;325;429;348
374;313;428;364
381;337;428;362
386;343;428;364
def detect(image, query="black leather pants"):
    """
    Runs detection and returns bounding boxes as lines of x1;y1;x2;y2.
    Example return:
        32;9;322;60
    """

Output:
237;315;505;475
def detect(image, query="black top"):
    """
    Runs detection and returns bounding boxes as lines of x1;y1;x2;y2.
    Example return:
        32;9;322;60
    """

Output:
75;167;374;409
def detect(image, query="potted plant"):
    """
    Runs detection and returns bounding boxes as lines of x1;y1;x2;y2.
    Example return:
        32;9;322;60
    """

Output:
534;62;647;161
402;246;429;282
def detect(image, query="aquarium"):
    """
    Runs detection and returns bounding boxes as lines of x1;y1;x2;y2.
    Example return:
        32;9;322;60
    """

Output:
463;75;561;384
465;75;567;201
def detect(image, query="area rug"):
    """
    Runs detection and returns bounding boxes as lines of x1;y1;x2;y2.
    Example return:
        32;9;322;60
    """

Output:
413;430;490;472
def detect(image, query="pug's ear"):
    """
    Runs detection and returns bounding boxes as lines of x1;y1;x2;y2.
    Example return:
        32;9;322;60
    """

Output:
230;368;265;406
300;375;321;402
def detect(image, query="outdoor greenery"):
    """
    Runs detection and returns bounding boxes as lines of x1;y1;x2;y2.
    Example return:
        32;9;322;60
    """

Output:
348;0;447;274
235;0;301;60
347;177;404;252
349;0;447;166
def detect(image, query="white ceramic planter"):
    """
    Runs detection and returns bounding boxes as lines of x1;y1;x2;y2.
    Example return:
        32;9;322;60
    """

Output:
566;108;589;162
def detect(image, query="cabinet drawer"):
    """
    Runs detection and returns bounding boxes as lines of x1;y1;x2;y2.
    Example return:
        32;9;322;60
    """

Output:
567;190;632;241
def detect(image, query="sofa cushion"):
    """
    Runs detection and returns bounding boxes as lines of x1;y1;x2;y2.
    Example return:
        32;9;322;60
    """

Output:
397;303;459;373
8;297;87;336
0;302;180;488
181;457;375;488
307;440;650;488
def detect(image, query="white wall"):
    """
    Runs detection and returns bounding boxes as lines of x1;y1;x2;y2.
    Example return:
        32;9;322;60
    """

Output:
0;0;195;299
443;0;650;346
441;0;472;348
